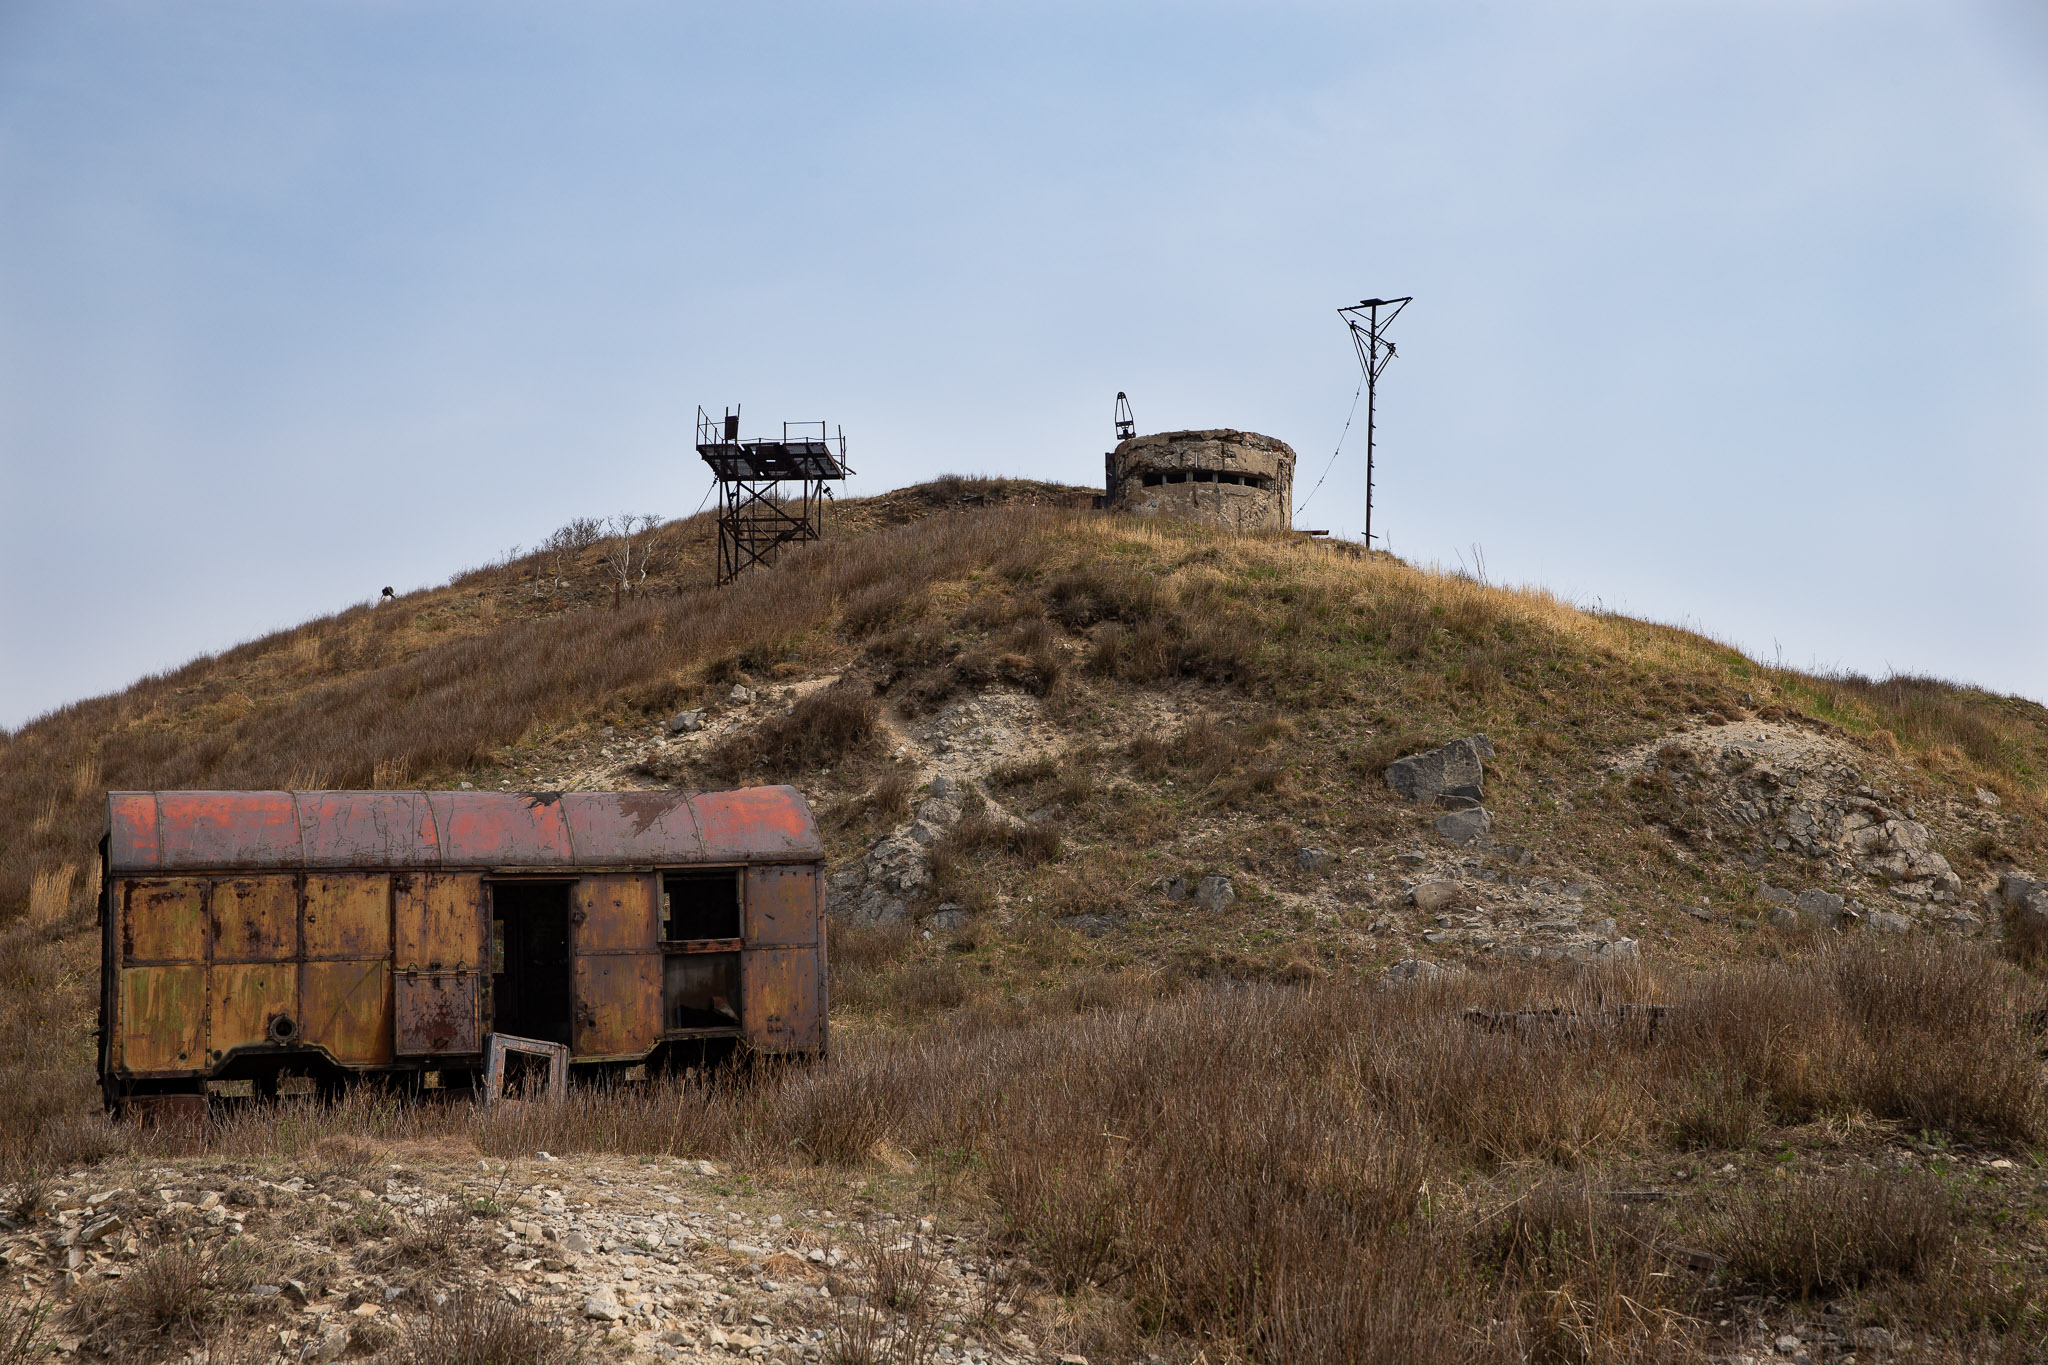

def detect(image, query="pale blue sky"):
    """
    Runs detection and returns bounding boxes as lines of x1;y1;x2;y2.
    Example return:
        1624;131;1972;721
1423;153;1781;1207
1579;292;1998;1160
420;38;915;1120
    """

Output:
3;1;2045;728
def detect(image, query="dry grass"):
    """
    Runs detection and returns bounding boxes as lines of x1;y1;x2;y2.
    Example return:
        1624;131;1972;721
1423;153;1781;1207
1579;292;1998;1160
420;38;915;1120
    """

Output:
707;680;882;781
67;1237;273;1354
1712;1168;1954;1297
404;1291;584;1365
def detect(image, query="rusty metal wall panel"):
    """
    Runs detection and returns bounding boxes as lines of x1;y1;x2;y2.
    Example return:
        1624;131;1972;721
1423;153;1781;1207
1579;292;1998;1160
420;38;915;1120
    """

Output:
299;792;440;868
741;947;820;1053
394;873;483;1056
302;961;394;1066
107;793;160;872
158;791;301;870
304;874;391;958
744;866;817;947
689;787;825;861
210;876;299;962
395;973;479;1056
207;962;297;1059
573;874;658;954
119;965;206;1073
394;874;483;971
122;879;209;963
572;954;662;1059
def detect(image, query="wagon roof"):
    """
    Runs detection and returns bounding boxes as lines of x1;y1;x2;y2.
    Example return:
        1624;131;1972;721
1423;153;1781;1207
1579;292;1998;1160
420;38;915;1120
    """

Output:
104;788;822;874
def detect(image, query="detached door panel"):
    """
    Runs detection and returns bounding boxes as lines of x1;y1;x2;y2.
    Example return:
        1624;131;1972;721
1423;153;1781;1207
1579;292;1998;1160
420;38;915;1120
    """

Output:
394;874;483;1056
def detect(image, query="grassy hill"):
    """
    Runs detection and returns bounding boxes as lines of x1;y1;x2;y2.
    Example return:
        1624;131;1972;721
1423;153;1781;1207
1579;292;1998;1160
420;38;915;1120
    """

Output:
3;480;2046;1362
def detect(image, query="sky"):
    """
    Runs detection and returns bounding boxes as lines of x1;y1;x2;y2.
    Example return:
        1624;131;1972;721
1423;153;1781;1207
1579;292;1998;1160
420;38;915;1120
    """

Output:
2;1;2045;729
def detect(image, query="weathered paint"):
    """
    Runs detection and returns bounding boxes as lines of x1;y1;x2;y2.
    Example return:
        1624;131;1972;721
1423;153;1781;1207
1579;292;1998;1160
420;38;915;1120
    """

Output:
120;965;206;1072
741;948;818;1053
210;876;298;962
300;960;393;1066
573;874;661;1059
744;865;816;948
208;962;296;1058
304;874;390;958
101;789;826;1102
123;879;208;963
394;873;483;1055
105;788;823;874
572;955;664;1059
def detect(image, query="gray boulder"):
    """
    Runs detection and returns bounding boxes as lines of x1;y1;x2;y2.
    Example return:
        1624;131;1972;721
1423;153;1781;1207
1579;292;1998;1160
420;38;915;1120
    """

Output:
664;709;706;735
1412;880;1462;913
1996;873;2048;909
1433;807;1493;847
1195;875;1235;912
1058;914;1119;937
1296;847;1335;873
923;905;968;931
1865;910;1914;934
1384;957;1462;984
1384;735;1494;805
1795;889;1844;927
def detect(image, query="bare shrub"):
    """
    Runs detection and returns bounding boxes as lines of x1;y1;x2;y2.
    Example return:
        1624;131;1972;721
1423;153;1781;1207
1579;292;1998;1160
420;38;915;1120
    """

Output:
406;1290;583;1365
1713;1169;1953;1297
707;682;880;781
69;1238;271;1353
831;1228;944;1365
0;1296;50;1365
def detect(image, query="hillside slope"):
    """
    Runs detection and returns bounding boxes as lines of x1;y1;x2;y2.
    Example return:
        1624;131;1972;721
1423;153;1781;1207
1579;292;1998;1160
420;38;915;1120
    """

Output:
3;479;2047;1362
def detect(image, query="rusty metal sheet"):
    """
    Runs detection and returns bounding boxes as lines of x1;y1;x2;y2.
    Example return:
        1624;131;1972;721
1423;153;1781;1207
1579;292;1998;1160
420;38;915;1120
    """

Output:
572;953;662;1059
394;873;482;1057
301;960;394;1066
686;787;824;861
158;791;300;870
744;866;817;948
107;793;160;872
428;792;574;867
304;874;390;958
573;874;658;954
207;962;297;1060
394;874;483;971
210;876;299;962
122;879;208;963
298;791;439;868
108;788;822;872
395;973;479;1056
119;965;206;1073
561;792;704;864
741;947;820;1053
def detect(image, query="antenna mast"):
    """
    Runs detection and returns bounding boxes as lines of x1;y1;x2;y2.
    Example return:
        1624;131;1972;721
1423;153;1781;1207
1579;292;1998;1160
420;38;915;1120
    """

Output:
1337;296;1411;549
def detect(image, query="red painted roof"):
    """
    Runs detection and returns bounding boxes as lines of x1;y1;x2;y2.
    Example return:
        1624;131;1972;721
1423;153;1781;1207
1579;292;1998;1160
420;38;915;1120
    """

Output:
105;789;821;874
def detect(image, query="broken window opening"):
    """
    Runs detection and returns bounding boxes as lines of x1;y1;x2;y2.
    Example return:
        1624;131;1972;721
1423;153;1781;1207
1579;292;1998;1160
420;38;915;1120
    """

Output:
663;952;742;1032
661;869;740;942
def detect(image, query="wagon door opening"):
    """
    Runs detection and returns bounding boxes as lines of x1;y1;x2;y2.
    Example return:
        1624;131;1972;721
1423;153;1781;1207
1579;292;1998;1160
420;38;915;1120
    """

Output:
661;869;742;1033
489;882;573;1046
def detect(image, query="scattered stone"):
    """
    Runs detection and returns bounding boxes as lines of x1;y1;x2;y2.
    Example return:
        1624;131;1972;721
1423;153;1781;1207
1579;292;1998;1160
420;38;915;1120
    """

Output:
1058;915;1118;937
922;906;968;931
1412;880;1462;914
1385;957;1459;983
1849;1326;1893;1352
665;710;706;735
728;685;755;704
1594;938;1640;962
1794;889;1843;927
1758;885;1797;908
584;1292;625;1322
1975;787;2001;808
1433;807;1493;847
1163;877;1192;901
1864;910;1914;934
1296;847;1334;873
1384;735;1494;805
1194;876;1235;912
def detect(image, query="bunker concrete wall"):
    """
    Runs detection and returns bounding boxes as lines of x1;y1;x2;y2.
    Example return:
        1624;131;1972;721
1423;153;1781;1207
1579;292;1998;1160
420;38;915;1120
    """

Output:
1109;429;1295;533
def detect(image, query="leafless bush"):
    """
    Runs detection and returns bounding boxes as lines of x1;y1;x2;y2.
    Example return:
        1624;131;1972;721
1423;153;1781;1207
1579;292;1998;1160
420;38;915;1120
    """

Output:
0;1296;49;1365
406;1290;584;1365
831;1227;944;1365
707;682;880;781
68;1237;272;1353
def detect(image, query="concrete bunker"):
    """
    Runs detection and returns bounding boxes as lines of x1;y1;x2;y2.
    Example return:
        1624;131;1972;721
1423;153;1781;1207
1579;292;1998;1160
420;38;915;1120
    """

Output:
1106;429;1296;533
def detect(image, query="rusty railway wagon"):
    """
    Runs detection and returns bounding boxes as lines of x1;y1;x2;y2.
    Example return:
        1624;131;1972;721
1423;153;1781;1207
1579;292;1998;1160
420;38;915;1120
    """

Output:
97;788;826;1115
